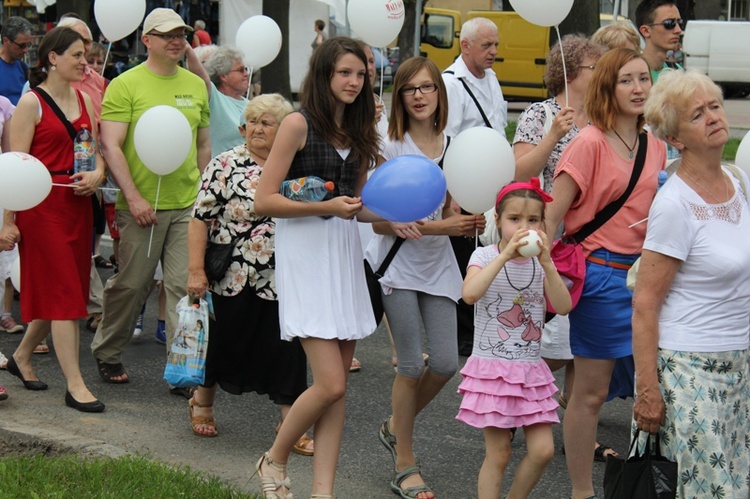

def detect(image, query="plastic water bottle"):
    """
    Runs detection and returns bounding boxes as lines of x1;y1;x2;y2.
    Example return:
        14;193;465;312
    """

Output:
657;170;668;191
73;125;95;175
280;176;334;202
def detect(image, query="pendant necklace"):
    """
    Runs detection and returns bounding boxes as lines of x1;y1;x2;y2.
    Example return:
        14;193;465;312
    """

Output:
503;259;536;302
681;167;728;204
612;130;637;159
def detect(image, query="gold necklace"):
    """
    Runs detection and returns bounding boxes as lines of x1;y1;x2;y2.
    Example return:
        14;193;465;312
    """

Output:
680;167;729;204
612;129;637;159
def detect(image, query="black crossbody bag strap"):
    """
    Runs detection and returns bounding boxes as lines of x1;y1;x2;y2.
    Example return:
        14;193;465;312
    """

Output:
572;132;648;244
33;88;78;141
443;70;492;128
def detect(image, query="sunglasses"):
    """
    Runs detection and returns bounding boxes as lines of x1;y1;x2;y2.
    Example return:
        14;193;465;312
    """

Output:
229;66;250;74
647;18;685;31
9;39;31;50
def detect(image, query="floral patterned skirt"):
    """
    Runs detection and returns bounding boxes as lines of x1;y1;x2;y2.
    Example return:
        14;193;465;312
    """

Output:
635;349;750;499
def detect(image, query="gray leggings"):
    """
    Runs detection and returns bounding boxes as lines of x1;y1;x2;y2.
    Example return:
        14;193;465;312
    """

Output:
383;288;458;379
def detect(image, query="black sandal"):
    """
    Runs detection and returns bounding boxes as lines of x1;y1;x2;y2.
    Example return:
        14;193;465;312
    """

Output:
594;443;618;462
96;359;129;384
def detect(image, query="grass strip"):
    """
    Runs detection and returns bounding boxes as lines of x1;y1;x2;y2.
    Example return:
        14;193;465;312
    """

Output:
0;454;257;498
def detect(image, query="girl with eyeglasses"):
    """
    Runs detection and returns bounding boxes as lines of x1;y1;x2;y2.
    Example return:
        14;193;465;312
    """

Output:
365;56;484;499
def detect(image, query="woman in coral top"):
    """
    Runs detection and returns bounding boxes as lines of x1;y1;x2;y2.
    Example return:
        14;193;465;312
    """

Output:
545;48;665;499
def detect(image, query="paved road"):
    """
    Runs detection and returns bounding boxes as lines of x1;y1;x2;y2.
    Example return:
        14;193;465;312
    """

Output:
4;96;748;496
0;252;633;498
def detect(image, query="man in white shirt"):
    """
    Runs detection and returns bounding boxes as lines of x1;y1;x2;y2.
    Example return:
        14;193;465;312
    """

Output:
442;17;508;137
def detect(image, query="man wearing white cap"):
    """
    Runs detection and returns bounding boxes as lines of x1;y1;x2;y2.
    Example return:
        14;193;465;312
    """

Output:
92;8;210;386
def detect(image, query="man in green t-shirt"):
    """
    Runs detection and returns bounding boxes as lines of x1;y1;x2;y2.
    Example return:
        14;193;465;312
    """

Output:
636;0;684;83
92;8;210;384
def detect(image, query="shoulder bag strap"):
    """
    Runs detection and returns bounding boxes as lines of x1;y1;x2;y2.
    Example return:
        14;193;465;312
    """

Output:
437;136;451;169
374;237;405;278
572;132;648;244
33;87;78;141
443;70;492;128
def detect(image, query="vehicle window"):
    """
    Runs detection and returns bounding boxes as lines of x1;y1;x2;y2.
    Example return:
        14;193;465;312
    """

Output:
422;14;454;49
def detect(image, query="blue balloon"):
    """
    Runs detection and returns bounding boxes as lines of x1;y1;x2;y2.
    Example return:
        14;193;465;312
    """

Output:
362;155;447;223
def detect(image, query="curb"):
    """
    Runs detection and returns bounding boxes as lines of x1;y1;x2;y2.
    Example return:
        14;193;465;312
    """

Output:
0;420;128;459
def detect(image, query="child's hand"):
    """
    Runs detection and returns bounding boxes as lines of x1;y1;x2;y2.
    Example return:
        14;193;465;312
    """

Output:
499;228;530;261
536;230;553;265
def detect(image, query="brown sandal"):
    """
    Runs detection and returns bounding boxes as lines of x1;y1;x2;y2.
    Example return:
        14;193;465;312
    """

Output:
276;420;314;456
189;397;217;437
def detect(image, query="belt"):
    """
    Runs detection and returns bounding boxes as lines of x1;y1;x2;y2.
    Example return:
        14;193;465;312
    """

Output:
586;256;633;270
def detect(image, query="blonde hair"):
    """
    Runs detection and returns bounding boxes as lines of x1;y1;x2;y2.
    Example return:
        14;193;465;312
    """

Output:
244;93;294;125
592;23;641;52
645;69;723;140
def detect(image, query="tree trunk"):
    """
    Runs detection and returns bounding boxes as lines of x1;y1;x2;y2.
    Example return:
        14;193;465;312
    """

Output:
262;0;291;100
397;0;420;60
558;0;599;39
55;0;91;23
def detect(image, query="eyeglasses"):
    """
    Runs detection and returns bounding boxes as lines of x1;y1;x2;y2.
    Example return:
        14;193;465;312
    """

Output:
647;18;685;30
229;66;249;74
578;65;596;70
148;33;187;42
400;83;438;96
9;39;31;50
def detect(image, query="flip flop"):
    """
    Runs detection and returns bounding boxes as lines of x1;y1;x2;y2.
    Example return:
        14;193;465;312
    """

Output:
33;344;50;354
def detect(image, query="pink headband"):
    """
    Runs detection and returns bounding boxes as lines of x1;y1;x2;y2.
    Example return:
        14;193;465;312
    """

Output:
495;177;553;207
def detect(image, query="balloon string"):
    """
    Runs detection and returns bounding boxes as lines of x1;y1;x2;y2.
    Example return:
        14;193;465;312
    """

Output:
52;183;119;191
147;176;161;258
247;67;254;100
473;226;478;321
556;26;568;108
379;47;385;101
103;42;112;72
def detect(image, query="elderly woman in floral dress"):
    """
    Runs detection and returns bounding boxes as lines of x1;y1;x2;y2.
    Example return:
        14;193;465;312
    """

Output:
185;94;314;456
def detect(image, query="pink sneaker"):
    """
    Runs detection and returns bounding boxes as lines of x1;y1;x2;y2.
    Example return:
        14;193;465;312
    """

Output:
0;316;23;334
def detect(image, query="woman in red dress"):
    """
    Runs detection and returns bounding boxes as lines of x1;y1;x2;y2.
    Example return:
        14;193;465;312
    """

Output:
0;27;105;412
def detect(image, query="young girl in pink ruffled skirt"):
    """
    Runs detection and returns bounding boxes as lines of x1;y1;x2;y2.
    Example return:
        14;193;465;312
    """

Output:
460;178;572;498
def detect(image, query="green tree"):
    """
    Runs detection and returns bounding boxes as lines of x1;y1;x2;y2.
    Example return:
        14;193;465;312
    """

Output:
55;0;91;23
262;0;292;100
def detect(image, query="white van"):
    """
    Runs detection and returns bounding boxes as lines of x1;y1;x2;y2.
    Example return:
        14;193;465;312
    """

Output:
683;20;750;98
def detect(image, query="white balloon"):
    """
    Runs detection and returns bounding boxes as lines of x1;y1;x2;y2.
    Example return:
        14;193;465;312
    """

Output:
735;131;750;178
94;0;146;42
134;106;193;176
10;256;20;293
348;0;405;48
508;0;574;27
443;127;515;215
518;230;542;258
235;16;282;69
0;152;52;211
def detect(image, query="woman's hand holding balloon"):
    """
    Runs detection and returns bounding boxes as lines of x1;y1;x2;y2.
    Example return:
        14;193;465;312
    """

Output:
72;169;104;197
550;106;576;141
328;196;363;220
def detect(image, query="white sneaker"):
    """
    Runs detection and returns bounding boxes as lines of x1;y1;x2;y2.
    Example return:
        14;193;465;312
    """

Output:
132;314;144;342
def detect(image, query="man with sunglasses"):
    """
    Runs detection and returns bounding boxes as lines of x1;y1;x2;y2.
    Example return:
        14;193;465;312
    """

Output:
0;16;32;105
92;8;210;387
636;0;684;82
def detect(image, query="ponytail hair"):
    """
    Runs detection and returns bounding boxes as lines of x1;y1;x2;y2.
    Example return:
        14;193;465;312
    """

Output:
29;26;84;88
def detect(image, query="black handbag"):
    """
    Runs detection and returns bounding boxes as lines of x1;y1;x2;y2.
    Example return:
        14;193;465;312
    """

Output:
204;241;234;283
603;430;677;499
364;237;405;324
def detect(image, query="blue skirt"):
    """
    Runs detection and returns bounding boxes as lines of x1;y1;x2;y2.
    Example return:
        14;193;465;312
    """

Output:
569;249;638;360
